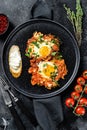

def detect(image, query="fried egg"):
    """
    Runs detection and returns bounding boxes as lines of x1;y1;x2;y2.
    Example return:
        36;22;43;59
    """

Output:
29;42;54;58
38;61;58;79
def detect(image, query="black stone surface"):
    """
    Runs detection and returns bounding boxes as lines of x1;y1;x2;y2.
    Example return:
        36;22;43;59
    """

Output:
0;0;87;130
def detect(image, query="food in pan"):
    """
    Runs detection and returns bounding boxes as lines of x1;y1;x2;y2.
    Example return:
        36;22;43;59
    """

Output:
26;32;68;90
8;45;22;78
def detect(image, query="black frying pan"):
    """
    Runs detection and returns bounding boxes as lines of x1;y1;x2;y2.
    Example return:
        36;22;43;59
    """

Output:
1;19;80;98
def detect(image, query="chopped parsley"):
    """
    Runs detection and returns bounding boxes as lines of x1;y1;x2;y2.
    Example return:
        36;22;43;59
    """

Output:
51;39;56;43
32;41;39;48
25;48;32;57
46;42;48;45
39;70;41;73
56;53;63;59
43;63;48;67
50;72;57;81
50;72;59;85
38;34;43;42
54;65;58;69
32;52;39;58
51;52;57;56
54;80;59;85
50;72;56;77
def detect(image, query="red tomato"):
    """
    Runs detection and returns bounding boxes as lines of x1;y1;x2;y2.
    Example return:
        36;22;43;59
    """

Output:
79;97;87;106
82;70;87;79
84;85;87;94
74;84;83;93
77;77;85;85
65;98;75;108
75;106;86;116
71;91;80;100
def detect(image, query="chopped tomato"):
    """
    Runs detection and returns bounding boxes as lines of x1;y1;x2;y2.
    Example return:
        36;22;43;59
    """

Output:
82;70;87;79
65;98;75;108
77;77;85;85
71;91;80;100
52;44;59;51
74;84;83;93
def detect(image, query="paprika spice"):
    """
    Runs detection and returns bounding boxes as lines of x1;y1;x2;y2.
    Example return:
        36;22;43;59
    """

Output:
0;14;9;35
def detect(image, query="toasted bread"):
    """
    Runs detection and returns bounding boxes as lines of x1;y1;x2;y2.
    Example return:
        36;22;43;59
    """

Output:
8;45;22;78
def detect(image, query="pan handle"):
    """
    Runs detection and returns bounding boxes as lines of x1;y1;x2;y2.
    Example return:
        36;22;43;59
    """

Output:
30;0;53;20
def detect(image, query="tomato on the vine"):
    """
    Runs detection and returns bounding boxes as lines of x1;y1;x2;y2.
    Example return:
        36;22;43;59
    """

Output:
65;98;75;108
84;85;87;94
64;70;87;116
74;84;83;93
77;77;85;85
82;70;87;79
75;106;86;116
79;97;87;106
71;91;80;100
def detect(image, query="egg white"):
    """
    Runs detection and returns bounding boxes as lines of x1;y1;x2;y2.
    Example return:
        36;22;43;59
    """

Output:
38;61;58;79
31;42;54;58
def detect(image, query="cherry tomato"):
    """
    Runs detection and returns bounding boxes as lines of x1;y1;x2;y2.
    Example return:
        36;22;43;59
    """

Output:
75;106;86;116
84;84;87;94
77;77;85;85
71;91;80;100
82;70;87;79
74;84;83;93
79;97;87;106
65;98;75;108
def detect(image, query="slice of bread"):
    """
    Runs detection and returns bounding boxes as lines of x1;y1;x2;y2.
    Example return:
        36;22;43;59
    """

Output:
8;45;22;78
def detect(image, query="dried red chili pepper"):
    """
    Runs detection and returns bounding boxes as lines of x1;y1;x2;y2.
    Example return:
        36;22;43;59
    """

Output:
0;14;9;35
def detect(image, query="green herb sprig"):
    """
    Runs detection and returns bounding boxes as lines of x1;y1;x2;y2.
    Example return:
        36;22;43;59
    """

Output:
64;0;83;46
32;41;39;48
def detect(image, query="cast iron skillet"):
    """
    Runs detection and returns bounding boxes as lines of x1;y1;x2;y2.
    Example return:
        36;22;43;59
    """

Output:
1;19;80;98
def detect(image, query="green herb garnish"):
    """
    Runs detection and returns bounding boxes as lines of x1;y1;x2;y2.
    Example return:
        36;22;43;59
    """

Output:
54;81;59;85
56;55;63;60
43;63;48;67
51;52;57;56
46;42;48;45
32;41;39;48
54;65;58;69
56;52;63;59
25;48;32;57
50;72;57;80
50;72;56;77
50;72;59;85
25;53;30;57
32;52;39;58
39;34;43;42
51;39;56;43
64;0;83;46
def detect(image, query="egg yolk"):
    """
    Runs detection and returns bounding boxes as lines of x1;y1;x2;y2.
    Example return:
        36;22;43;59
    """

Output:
43;64;55;77
39;46;50;57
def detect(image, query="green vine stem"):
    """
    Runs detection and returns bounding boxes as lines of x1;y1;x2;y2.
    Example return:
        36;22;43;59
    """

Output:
73;84;86;116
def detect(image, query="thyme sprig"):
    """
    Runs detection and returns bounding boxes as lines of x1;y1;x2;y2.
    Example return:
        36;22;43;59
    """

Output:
64;0;83;46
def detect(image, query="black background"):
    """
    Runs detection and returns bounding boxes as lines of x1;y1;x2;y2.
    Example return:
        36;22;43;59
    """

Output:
0;0;87;130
